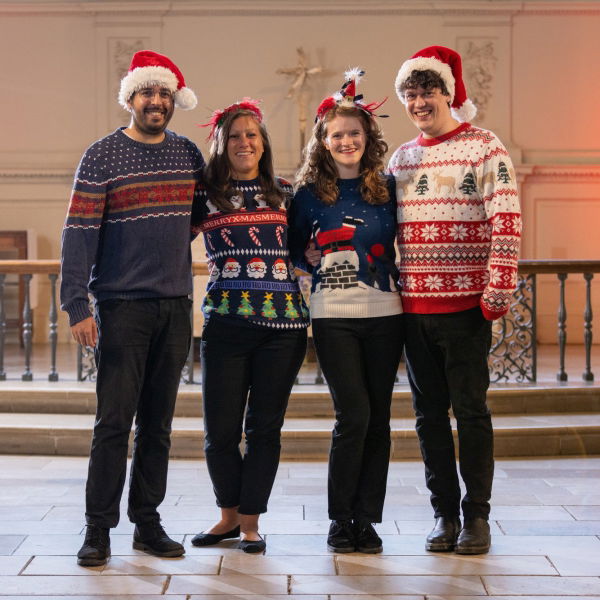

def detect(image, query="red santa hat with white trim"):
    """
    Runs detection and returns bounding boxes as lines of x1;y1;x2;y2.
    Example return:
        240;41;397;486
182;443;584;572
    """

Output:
118;50;197;111
394;45;476;122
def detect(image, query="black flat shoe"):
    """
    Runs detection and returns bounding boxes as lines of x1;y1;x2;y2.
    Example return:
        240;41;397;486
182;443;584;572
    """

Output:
238;534;266;554
191;525;240;547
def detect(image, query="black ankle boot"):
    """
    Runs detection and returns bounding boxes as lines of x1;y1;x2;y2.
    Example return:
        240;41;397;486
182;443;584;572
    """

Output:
327;520;355;553
425;516;461;552
133;520;184;557
353;520;383;554
455;517;491;554
77;524;110;566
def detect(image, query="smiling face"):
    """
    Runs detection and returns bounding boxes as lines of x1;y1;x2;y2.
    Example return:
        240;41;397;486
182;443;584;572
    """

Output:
403;85;457;138
127;85;175;141
226;115;264;180
323;114;366;178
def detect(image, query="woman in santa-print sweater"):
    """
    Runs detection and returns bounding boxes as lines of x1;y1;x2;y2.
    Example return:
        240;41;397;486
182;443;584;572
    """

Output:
190;99;309;554
288;70;404;554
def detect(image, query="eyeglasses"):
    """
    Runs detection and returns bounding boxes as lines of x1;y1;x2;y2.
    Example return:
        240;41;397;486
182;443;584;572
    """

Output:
137;87;174;100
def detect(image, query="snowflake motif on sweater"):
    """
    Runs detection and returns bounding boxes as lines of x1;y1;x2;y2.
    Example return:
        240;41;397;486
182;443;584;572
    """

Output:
60;128;204;325
192;177;309;330
387;123;521;320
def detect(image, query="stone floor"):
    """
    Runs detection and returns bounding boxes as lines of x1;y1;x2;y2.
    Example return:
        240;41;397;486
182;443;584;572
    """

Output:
0;454;599;598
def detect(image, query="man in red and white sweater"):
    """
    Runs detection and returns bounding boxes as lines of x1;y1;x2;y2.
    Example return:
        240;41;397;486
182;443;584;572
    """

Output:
388;46;520;555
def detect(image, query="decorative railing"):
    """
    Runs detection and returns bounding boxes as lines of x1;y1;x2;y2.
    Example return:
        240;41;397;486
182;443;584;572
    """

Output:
0;259;597;384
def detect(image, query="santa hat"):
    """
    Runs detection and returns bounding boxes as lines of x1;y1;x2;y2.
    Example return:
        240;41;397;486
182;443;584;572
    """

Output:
118;50;197;111
316;68;387;121
394;45;476;122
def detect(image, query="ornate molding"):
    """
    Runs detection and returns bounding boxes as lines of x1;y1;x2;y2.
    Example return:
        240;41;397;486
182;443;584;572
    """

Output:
2;0;583;18
522;165;600;182
109;38;146;129
458;39;497;124
0;170;73;183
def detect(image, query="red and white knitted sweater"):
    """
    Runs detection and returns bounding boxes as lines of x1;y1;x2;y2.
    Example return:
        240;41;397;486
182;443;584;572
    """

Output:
387;123;521;320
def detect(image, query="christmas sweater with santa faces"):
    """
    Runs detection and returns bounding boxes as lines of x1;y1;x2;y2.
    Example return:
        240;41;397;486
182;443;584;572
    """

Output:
288;175;403;319
387;122;521;320
192;177;309;330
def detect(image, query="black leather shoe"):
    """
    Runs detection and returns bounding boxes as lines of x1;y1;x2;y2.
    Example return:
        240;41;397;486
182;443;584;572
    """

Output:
238;534;266;554
133;521;184;557
353;520;383;554
425;516;461;552
455;517;491;554
191;525;241;547
77;524;110;567
327;520;355;553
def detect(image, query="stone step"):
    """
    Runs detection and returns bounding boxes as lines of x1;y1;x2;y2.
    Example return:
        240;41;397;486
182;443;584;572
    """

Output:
1;412;599;459
1;383;599;418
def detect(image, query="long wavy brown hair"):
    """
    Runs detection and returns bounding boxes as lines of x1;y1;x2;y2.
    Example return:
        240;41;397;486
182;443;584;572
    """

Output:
203;109;285;212
295;105;389;206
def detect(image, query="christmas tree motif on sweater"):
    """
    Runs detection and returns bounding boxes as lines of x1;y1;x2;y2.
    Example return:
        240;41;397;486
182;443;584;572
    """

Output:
315;216;364;292
216;291;230;315
203;293;214;315
237;291;256;317
261;292;278;319
497;161;511;183
284;293;299;320
415;174;429;195
459;172;477;195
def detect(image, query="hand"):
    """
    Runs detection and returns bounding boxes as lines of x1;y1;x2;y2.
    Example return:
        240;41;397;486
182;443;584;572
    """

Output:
304;241;321;267
70;316;98;348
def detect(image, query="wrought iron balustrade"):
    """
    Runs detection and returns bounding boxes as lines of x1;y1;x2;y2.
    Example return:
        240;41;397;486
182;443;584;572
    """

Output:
0;259;597;384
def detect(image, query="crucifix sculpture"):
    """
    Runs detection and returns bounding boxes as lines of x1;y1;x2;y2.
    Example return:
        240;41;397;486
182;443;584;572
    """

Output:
277;47;323;161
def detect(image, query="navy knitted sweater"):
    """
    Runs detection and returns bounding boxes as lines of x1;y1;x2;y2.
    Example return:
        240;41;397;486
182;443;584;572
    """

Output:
191;177;309;330
288;175;402;319
60;128;204;325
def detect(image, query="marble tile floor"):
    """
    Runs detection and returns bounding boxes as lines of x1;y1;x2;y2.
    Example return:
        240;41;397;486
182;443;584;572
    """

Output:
0;455;599;598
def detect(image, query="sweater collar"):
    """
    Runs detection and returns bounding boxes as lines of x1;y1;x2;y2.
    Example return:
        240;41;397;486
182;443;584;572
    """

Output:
417;122;471;147
117;127;172;150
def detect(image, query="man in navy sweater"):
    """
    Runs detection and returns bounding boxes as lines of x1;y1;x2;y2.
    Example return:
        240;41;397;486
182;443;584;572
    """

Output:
60;50;203;566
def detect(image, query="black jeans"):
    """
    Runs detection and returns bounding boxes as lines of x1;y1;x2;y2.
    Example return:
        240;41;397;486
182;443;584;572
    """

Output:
312;315;405;523
404;307;494;520
86;297;191;528
201;317;307;515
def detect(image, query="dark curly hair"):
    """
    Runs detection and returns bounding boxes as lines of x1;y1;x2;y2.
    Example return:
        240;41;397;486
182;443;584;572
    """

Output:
203;109;285;212
295;105;389;206
398;69;451;97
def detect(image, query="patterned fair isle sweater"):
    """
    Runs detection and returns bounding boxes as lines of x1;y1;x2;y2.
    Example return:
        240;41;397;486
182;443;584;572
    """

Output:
288;176;403;319
191;177;309;330
387;123;521;320
60;128;204;325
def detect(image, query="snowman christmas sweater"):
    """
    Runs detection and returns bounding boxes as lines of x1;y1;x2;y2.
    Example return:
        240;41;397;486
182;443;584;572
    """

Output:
288;176;403;319
387;123;521;320
60;128;204;326
191;177;309;330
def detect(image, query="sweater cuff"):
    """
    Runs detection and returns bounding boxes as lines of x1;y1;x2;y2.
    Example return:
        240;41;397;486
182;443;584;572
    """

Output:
66;301;92;326
480;301;507;322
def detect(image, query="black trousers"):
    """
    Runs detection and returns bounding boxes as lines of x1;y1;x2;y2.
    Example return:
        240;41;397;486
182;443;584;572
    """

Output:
404;307;494;520
201;317;307;515
312;314;405;523
85;297;191;528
